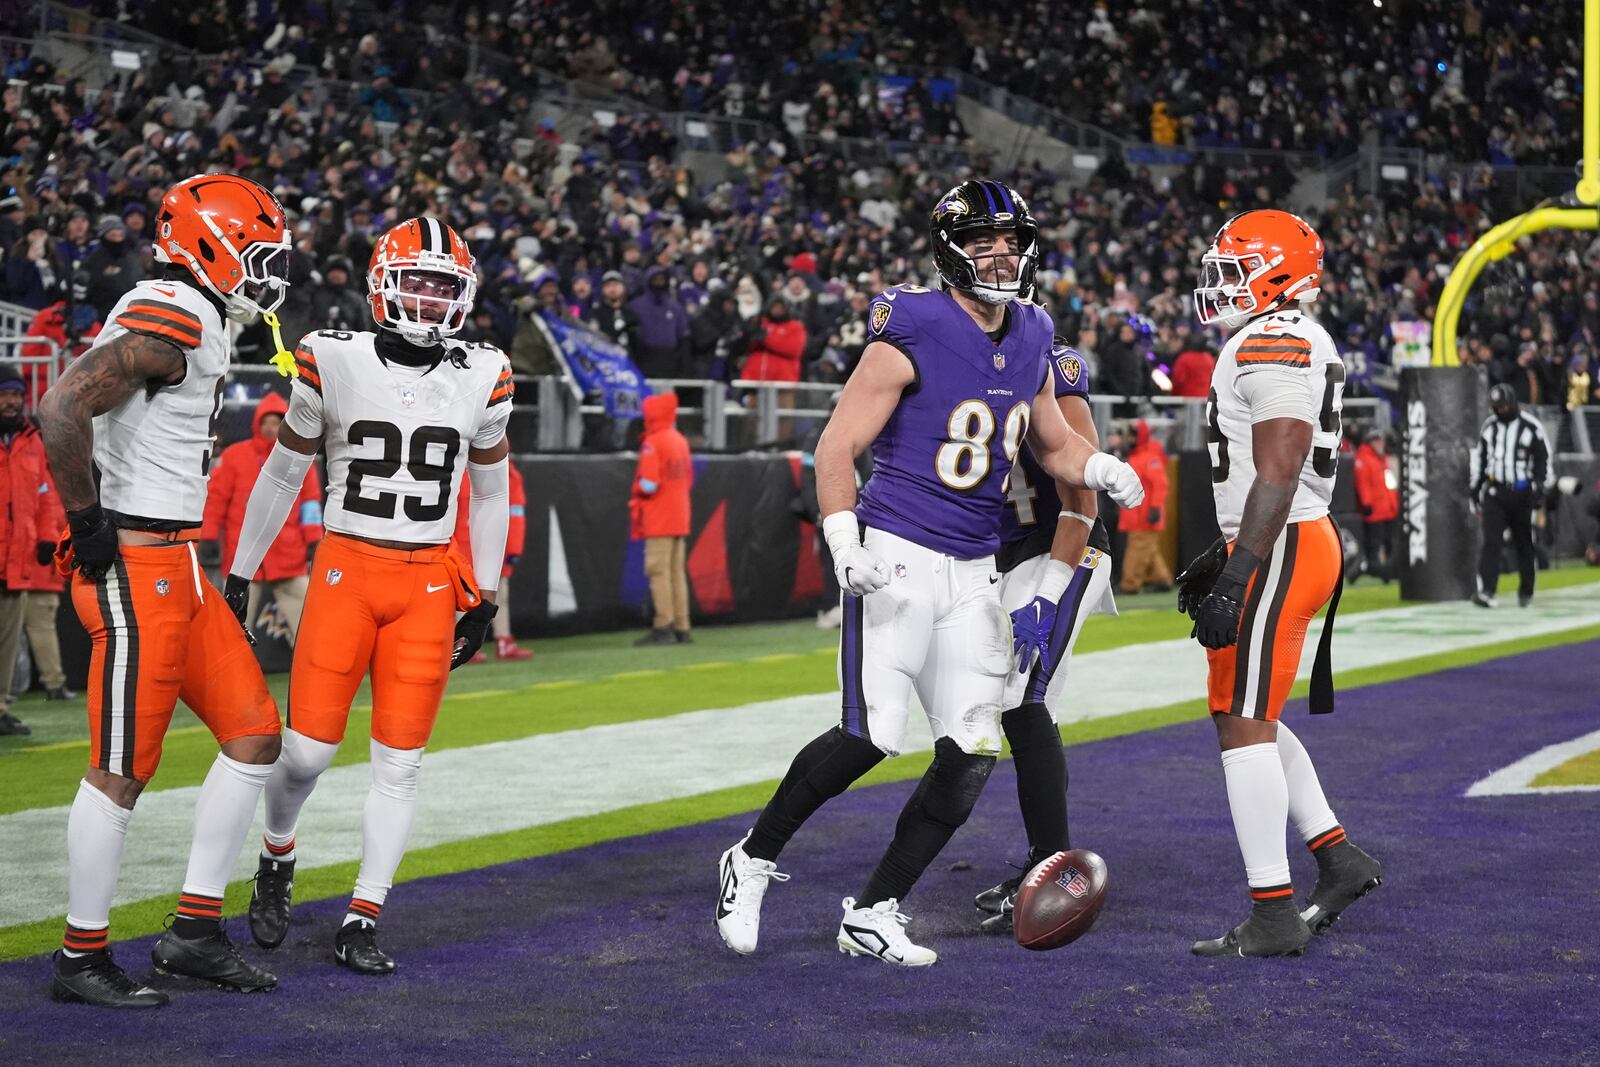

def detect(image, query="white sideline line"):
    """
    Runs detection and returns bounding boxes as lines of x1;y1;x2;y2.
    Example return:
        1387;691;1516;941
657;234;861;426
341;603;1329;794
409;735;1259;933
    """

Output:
1464;729;1600;797
1;586;1598;930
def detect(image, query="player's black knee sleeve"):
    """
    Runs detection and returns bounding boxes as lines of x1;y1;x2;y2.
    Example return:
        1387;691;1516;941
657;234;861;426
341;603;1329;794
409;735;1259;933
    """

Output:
859;738;996;906
1003;702;1071;855
745;727;884;861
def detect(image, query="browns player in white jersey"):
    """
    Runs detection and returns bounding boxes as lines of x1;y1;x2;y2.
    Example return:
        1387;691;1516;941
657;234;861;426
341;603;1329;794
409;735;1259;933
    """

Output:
225;216;512;974
1177;210;1382;958
38;174;293;1007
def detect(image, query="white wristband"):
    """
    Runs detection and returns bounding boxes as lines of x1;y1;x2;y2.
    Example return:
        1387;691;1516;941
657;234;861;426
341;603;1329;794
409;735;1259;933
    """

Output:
821;510;861;553
1036;558;1073;603
1060;510;1094;529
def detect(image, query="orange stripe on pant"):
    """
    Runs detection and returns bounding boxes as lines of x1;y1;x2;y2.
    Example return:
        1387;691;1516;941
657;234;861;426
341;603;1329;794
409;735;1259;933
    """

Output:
70;543;279;782
1206;516;1341;722
288;533;463;750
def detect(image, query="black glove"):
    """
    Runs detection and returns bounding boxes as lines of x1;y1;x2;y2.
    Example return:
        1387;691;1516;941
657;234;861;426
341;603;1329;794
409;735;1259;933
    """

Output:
36;541;54;566
450;600;498;670
1176;536;1228;620
1147;506;1162;527
1192;546;1263;650
223;574;255;645
66;504;119;581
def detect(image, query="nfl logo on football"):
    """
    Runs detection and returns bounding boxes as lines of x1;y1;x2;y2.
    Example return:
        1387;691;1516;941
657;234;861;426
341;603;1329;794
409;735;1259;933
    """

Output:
1056;866;1090;899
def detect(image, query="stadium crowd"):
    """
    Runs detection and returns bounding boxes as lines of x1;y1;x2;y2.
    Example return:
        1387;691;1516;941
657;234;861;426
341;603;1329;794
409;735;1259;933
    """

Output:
3;0;1598;417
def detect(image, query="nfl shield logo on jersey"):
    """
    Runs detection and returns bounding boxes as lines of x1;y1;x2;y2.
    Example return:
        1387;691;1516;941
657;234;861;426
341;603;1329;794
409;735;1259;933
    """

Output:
155;578;169;597
1056;866;1091;899
993;352;1006;371
400;387;417;408
894;563;907;579
326;568;342;586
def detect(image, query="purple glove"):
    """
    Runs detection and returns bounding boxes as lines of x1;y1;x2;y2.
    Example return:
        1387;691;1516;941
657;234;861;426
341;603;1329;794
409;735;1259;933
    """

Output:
1009;596;1057;675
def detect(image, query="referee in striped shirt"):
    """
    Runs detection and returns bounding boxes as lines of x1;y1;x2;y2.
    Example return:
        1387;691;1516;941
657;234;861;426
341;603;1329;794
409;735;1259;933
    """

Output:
1470;384;1554;607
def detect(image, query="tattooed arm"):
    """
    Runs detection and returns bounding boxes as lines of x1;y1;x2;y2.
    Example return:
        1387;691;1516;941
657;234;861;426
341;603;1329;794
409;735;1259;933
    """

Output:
37;331;187;512
37;332;186;579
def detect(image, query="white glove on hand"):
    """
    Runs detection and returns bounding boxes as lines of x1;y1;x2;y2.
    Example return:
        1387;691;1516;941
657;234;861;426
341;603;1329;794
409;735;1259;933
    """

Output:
822;511;889;595
1083;451;1146;509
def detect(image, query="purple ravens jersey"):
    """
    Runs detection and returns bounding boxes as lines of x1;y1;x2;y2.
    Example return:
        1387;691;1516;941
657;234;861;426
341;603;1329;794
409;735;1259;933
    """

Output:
854;285;1054;559
999;343;1090;545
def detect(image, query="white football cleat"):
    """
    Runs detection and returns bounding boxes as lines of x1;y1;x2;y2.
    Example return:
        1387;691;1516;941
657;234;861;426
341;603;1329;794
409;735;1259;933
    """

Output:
716;833;790;955
836;897;938;967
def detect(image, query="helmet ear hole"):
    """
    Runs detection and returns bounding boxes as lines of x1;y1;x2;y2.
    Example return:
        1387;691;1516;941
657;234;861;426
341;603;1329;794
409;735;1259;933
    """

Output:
197;237;216;263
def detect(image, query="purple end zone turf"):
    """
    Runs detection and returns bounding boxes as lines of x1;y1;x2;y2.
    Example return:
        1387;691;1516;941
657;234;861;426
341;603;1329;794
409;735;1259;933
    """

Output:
2;643;1597;1065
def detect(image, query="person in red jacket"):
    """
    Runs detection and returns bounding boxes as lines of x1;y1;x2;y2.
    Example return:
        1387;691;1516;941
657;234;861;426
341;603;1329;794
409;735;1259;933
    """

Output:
1118;419;1174;593
1169;344;1216;398
631;391;694;645
452;463;531;661
19;455;72;702
742;295;808;382
200;393;323;640
1352;427;1400;583
0;367;53;734
19;301;102;403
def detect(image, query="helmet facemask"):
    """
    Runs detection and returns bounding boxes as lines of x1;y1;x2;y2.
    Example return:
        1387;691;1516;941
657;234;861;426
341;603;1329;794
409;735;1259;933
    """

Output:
372;258;477;344
938;222;1040;306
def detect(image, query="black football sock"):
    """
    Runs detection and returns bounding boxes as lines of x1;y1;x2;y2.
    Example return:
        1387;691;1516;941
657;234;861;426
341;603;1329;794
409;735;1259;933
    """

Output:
170;892;224;939
859;738;996;907
1003;702;1071;855
745;727;884;862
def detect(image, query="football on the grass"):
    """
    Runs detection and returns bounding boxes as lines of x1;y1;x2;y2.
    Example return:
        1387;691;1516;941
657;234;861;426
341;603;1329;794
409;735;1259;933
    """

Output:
1012;849;1108;951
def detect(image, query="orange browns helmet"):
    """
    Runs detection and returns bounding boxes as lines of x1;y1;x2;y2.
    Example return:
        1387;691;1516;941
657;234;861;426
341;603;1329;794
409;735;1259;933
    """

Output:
1193;209;1324;329
367;216;478;344
154;174;292;323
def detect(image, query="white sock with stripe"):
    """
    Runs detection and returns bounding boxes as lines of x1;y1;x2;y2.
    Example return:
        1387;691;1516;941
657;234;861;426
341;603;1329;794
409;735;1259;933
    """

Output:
64;779;132;956
346;739;423;927
1275;723;1339;842
263;728;340;861
1220;743;1292;891
182;753;274;900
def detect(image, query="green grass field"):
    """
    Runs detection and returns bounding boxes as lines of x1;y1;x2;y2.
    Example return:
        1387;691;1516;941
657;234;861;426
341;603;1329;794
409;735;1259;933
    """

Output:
1;564;1597;960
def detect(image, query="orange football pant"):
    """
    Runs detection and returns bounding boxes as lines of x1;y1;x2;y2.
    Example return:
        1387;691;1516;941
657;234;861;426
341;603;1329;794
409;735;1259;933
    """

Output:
71;542;279;783
1206;516;1341;721
288;533;466;750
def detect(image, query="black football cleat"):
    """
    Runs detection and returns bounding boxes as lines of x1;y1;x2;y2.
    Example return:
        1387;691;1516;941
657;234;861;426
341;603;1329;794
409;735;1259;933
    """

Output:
151;923;277;992
975;871;1025;915
1192;900;1313;958
335;921;395;975
977;896;1014;936
1301;841;1383;934
249;856;295;949
51;950;169;1009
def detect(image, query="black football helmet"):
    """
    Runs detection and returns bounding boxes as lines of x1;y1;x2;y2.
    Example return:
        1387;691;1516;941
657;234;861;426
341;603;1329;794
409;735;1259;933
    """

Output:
929;179;1039;305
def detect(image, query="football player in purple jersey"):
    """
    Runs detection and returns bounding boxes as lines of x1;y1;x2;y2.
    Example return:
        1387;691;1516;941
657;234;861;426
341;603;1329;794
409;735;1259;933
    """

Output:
715;180;1145;965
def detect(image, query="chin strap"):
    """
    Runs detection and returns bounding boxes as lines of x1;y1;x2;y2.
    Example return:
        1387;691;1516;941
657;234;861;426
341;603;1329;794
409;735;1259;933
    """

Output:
263;310;298;379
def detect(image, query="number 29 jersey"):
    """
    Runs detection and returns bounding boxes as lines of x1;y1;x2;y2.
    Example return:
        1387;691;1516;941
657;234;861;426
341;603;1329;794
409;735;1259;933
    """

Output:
282;330;514;544
1207;310;1346;541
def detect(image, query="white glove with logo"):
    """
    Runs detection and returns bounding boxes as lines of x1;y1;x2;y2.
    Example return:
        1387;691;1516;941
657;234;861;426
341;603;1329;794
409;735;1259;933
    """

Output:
822;511;890;595
1083;451;1146;509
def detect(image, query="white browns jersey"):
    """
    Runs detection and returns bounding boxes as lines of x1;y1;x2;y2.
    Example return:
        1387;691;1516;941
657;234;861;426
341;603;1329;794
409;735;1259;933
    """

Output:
282;330;513;544
90;279;230;525
1206;309;1346;540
